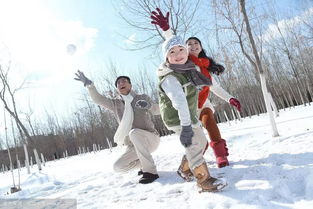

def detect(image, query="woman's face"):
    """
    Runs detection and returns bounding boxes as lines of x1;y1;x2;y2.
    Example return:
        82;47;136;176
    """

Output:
167;45;188;65
187;39;202;57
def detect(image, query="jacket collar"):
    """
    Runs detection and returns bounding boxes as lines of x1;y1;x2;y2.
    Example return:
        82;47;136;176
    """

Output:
157;62;173;77
157;61;201;76
114;90;137;100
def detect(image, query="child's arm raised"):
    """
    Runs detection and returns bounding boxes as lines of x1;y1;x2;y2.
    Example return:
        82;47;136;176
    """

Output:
150;8;173;39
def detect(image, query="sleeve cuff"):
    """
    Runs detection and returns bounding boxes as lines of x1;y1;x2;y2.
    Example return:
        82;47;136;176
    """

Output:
86;83;94;88
163;29;173;39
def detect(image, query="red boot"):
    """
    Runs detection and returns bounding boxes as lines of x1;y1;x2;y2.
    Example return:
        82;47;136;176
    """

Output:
210;139;229;168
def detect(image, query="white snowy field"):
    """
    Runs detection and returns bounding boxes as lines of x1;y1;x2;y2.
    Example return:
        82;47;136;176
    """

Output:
1;104;313;209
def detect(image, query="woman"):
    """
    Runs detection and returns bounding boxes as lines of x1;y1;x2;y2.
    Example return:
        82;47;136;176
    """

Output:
186;37;241;168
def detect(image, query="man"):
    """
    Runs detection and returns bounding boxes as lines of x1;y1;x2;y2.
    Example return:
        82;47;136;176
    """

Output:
75;71;160;184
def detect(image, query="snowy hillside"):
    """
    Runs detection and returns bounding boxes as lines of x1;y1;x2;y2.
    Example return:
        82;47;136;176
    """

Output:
1;104;313;209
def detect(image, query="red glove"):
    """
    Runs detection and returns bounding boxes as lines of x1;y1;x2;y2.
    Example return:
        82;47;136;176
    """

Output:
229;98;241;112
151;8;170;31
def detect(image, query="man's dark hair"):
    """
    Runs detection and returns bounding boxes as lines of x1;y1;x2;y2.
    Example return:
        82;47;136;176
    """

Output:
115;76;131;87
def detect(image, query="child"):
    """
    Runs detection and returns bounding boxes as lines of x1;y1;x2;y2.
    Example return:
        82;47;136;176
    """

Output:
155;26;226;192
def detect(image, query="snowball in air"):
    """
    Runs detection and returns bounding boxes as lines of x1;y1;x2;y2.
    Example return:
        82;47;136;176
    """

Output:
66;44;77;55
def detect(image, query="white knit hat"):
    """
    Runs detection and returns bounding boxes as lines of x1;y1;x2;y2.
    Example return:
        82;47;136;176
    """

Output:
162;35;187;60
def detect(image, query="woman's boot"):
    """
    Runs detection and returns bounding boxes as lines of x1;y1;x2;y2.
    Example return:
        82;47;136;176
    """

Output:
210;139;229;168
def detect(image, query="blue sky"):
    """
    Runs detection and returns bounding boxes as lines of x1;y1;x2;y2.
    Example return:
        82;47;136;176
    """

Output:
43;0;155;72
0;0;156;139
0;0;312;140
41;0;310;72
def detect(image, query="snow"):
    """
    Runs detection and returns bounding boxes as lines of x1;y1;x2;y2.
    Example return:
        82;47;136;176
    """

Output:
1;104;313;209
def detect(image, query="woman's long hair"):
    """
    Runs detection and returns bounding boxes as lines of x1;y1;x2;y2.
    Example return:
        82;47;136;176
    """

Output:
186;37;225;75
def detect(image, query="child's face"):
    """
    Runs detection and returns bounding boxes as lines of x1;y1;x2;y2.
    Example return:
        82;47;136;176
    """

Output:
187;39;202;57
167;46;188;65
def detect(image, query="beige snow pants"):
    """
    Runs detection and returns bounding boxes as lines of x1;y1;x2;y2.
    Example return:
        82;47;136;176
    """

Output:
172;125;207;170
113;128;160;174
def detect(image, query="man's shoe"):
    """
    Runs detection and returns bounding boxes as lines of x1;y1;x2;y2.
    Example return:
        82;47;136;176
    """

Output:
138;169;143;176
139;172;159;184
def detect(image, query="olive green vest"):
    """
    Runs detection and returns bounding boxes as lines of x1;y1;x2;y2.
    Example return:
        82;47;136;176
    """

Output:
158;72;198;128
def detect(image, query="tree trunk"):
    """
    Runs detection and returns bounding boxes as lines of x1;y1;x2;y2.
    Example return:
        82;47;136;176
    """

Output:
17;159;21;190
33;149;42;171
23;144;30;174
260;73;279;136
106;137;112;152
268;92;279;117
40;153;45;166
239;0;279;136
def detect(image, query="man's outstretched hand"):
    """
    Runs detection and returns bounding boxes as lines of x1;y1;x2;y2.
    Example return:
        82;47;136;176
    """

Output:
74;70;92;87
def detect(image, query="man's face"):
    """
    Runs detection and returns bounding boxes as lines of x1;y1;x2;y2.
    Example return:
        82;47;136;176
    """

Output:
116;78;132;95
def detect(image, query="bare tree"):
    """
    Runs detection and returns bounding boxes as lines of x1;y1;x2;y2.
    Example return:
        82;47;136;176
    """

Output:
238;0;279;136
211;0;279;136
3;109;21;193
0;63;37;173
115;0;202;52
22;102;38;137
270;16;307;106
0;64;34;145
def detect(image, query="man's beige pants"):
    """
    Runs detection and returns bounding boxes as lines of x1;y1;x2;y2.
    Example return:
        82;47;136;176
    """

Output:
113;129;160;174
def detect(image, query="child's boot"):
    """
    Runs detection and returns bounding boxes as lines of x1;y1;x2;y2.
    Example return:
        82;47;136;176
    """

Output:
192;162;227;192
177;155;194;181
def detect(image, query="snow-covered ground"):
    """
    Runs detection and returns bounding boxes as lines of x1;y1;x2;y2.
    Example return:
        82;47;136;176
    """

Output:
1;104;313;209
